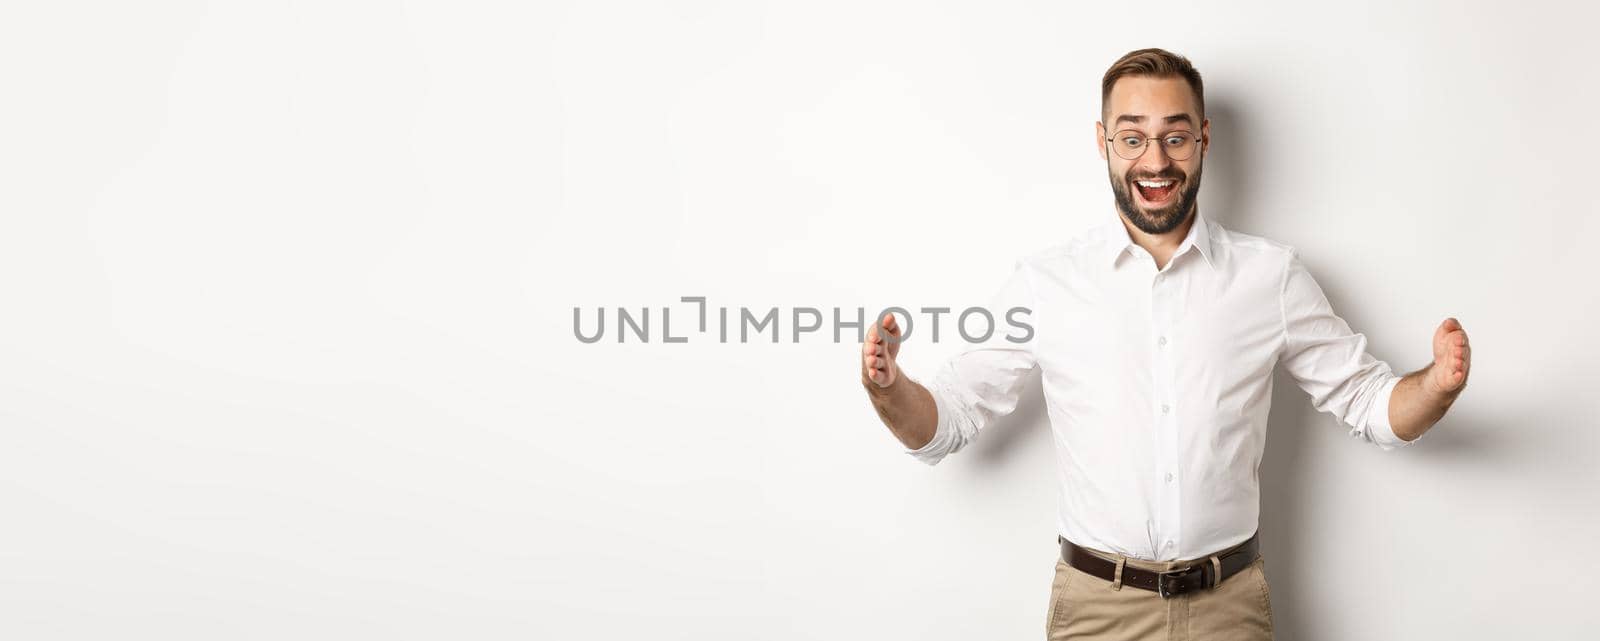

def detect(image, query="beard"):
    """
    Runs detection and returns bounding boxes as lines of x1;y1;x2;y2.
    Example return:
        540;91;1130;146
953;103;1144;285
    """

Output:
1109;161;1203;235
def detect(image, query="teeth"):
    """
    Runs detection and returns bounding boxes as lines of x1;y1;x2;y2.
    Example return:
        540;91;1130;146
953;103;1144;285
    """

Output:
1137;181;1173;188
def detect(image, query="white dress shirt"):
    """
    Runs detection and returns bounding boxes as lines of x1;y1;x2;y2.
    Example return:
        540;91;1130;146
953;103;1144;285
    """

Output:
906;208;1421;562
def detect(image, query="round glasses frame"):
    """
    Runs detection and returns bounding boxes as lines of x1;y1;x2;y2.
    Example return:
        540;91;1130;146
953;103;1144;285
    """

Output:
1104;129;1202;161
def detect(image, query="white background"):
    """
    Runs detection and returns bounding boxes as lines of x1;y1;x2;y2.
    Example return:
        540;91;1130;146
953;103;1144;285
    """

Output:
3;1;1597;639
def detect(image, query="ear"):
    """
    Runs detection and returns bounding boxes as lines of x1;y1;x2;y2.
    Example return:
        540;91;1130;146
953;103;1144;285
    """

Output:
1096;121;1107;161
1200;118;1211;157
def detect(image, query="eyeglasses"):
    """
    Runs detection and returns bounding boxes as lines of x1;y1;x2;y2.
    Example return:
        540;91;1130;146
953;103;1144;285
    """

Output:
1104;129;1201;161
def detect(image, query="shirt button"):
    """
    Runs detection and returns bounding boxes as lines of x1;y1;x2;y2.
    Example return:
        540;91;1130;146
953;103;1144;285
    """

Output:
1158;336;1167;347
1165;540;1175;549
1165;472;1174;483
1161;404;1170;414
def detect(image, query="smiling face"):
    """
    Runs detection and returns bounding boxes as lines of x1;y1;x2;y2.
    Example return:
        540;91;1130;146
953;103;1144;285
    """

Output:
1097;75;1210;235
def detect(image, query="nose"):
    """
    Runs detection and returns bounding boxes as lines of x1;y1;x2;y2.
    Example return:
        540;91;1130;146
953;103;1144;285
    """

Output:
1137;140;1173;173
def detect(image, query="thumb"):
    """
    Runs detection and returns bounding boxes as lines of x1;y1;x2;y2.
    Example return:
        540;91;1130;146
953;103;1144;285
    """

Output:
1435;317;1460;343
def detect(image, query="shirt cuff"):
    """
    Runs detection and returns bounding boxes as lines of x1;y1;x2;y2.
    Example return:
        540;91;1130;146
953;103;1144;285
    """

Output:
904;381;957;466
1363;375;1419;450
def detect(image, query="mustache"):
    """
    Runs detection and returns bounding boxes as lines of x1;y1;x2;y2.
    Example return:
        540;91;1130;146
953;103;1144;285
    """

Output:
1127;171;1184;183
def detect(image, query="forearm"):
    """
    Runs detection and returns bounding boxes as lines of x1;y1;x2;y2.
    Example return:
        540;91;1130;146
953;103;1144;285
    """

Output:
862;372;940;450
1388;362;1463;442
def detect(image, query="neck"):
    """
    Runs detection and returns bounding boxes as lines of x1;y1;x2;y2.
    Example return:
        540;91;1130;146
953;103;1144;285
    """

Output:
1118;206;1196;270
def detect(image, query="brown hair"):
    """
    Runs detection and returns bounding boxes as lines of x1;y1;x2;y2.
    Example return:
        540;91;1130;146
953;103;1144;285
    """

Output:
1101;48;1205;122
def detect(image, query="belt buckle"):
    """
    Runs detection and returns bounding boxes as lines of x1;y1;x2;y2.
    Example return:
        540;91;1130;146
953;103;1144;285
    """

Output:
1156;565;1203;599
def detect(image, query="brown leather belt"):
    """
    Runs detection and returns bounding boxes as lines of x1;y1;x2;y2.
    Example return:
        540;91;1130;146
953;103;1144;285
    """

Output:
1057;531;1260;599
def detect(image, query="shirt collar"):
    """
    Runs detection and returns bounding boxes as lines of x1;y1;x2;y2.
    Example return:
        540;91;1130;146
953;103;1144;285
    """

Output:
1103;208;1216;271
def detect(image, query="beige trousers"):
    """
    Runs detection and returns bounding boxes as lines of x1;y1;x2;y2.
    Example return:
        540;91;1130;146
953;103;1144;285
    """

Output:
1045;539;1274;640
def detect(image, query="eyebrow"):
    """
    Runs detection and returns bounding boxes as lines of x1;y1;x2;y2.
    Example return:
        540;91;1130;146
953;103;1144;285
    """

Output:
1113;113;1194;127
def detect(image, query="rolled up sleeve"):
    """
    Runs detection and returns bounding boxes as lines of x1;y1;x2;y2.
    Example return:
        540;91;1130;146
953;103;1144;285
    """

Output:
904;379;965;465
904;260;1040;465
1279;249;1418;451
1360;374;1421;450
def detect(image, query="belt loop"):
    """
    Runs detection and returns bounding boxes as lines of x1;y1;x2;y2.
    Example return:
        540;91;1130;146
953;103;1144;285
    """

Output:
1111;556;1126;591
1208;555;1222;588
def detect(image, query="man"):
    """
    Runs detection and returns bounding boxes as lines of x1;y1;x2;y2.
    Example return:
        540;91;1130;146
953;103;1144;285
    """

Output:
858;48;1471;640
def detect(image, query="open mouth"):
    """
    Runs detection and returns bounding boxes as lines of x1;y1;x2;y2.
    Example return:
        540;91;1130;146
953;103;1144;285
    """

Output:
1134;179;1179;205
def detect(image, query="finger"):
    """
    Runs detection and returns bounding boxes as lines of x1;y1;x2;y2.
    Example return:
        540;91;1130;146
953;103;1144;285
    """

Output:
1443;317;1462;332
883;313;898;331
1435;319;1459;346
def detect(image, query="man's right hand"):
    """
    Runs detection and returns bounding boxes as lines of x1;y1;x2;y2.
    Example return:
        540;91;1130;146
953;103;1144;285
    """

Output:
862;312;902;389
859;311;939;452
